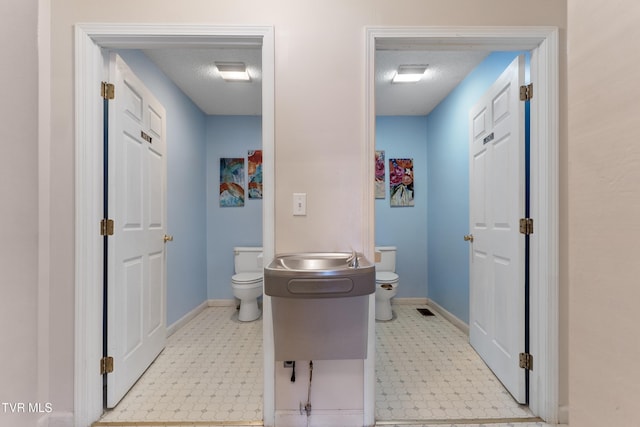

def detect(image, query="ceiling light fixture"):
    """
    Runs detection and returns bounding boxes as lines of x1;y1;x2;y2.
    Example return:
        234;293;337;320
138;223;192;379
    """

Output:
216;62;251;82
392;65;428;83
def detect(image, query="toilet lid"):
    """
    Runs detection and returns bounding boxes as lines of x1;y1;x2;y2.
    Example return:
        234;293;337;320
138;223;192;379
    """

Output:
232;272;263;284
376;271;399;284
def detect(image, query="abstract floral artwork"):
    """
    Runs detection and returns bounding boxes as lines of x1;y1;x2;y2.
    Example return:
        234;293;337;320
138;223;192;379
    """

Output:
247;149;263;199
375;150;386;199
219;158;245;207
389;158;414;207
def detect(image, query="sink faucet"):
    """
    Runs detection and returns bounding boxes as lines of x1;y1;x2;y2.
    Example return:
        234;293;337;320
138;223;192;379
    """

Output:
348;250;359;268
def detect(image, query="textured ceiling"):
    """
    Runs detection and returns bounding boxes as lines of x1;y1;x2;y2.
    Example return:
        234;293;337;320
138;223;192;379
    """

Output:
375;50;489;116
142;47;263;116
141;47;488;116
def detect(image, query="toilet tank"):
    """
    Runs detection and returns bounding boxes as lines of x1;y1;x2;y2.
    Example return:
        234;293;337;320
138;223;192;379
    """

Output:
234;247;263;273
375;246;397;272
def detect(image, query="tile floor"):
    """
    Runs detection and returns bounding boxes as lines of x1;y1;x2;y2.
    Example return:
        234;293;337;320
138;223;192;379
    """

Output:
95;303;562;427
375;304;533;421
98;305;263;424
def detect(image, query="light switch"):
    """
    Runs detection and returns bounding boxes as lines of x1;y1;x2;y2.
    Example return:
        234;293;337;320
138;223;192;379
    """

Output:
293;193;306;216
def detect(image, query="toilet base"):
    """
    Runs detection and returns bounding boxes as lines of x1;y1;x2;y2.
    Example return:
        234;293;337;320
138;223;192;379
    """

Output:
238;298;261;322
375;298;393;321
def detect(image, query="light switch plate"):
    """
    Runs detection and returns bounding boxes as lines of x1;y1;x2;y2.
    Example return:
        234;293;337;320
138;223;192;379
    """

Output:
293;193;306;216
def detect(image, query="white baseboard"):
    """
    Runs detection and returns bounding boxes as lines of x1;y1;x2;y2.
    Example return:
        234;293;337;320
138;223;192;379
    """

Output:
207;298;236;307
37;414;49;427
558;404;569;424
426;298;469;335
39;412;73;427
392;297;428;305
275;410;366;427
166;300;208;337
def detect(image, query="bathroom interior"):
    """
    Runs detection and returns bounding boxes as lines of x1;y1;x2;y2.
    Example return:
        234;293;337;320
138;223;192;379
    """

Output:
98;41;532;425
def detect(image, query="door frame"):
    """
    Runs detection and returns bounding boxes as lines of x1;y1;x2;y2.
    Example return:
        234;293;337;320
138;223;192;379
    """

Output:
364;26;560;423
73;24;275;427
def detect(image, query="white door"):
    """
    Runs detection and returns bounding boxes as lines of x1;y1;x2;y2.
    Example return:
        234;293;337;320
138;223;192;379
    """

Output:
468;55;526;403
106;53;168;408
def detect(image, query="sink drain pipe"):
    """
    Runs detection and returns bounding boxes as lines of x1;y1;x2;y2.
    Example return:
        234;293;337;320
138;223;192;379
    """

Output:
300;360;313;420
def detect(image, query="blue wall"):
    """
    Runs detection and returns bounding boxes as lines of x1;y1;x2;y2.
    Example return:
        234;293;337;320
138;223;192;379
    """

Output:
375;52;527;324
375;116;428;298
120;48;523;326
115;50;208;326
426;51;527;324
114;52;263;317
206;116;263;299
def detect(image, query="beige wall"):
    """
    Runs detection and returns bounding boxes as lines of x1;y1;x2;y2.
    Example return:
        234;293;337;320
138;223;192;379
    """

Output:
3;0;567;424
568;1;640;425
0;1;40;427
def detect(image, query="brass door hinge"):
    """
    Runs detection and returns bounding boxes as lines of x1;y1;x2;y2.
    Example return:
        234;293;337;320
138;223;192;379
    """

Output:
101;82;115;100
519;218;534;235
100;218;114;236
519;352;533;371
520;83;533;101
100;356;114;375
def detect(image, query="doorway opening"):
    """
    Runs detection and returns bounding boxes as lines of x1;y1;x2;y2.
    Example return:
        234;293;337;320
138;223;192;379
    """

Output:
74;24;275;427
373;51;532;421
364;27;560;424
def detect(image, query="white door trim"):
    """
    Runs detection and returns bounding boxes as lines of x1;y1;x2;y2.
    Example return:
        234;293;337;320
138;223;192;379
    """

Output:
365;26;559;423
73;23;275;427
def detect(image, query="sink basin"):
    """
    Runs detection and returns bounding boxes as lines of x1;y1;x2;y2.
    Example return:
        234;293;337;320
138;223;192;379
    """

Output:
269;252;364;271
264;252;375;298
266;252;374;360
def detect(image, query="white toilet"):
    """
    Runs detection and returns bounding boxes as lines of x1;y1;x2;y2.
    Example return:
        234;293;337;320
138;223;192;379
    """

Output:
375;246;400;321
231;247;263;322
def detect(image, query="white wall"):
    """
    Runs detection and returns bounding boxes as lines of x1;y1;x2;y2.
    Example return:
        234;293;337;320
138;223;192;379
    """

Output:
568;1;640;425
35;0;567;424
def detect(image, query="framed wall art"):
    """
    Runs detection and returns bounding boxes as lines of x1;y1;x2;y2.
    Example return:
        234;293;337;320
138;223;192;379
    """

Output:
375;150;386;199
248;149;263;199
389;158;414;207
219;157;245;207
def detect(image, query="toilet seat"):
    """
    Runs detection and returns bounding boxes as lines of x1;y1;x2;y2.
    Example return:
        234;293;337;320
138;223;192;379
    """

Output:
232;272;263;285
376;271;399;285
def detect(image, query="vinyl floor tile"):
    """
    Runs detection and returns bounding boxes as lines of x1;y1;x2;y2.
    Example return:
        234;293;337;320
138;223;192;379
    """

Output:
375;304;533;422
100;306;263;423
98;304;552;426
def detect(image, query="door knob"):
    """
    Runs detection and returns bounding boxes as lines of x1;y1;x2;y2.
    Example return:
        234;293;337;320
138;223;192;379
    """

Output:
163;234;173;243
463;234;474;243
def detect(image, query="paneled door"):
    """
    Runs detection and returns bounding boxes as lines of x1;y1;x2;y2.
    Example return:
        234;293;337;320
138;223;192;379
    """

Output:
468;55;527;403
106;53;168;408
